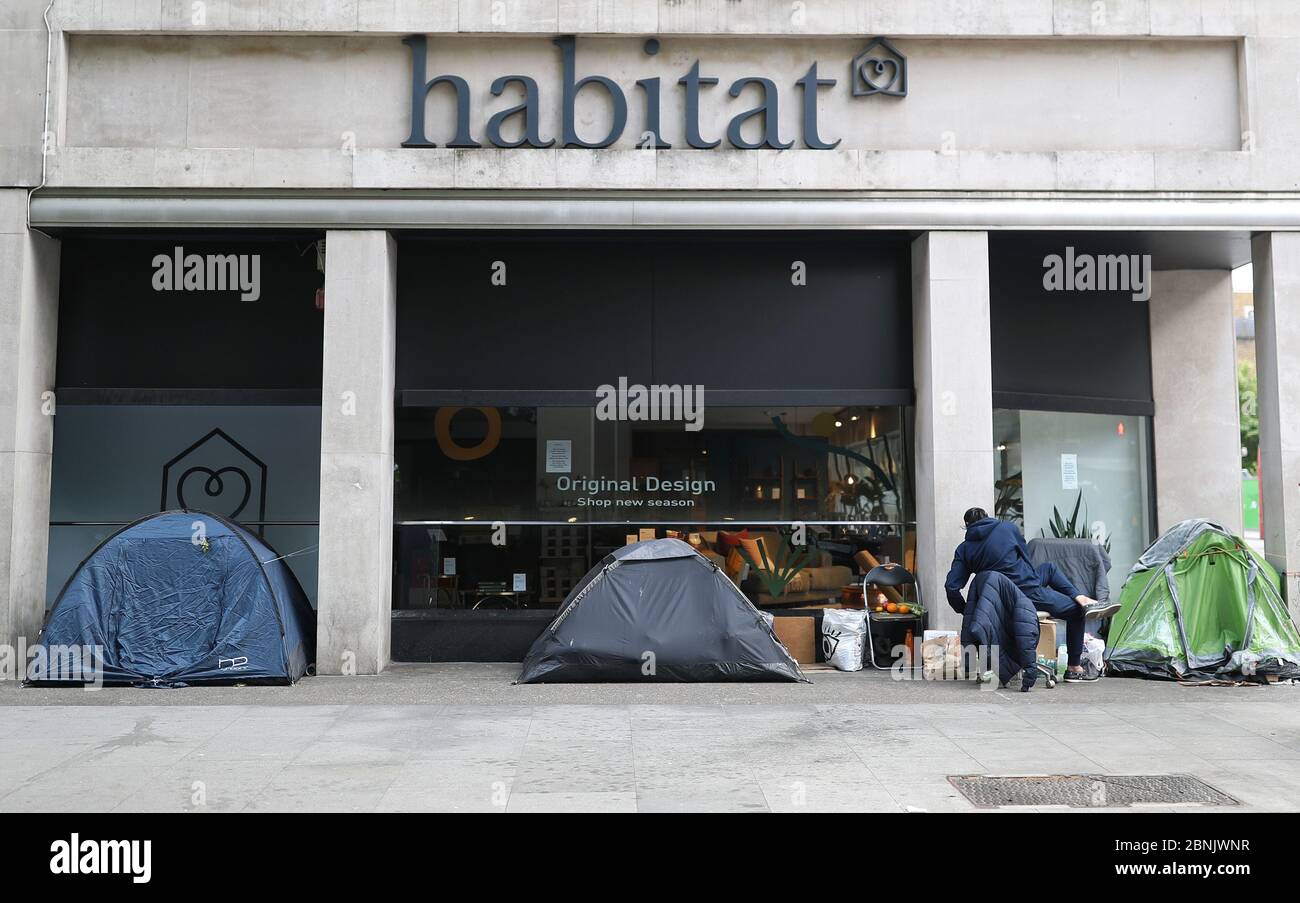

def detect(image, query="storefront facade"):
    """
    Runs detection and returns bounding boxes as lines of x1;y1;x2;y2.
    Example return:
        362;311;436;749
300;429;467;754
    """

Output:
3;1;1300;673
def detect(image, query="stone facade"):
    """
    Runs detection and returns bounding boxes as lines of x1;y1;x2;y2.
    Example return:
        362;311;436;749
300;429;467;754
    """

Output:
2;0;1296;669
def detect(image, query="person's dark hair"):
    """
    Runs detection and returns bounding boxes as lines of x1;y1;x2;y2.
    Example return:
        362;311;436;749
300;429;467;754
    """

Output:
963;507;989;527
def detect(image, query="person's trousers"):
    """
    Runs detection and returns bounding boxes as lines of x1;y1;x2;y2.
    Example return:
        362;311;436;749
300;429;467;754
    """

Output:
1025;561;1085;667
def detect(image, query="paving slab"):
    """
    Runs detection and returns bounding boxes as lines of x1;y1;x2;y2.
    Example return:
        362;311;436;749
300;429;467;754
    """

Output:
3;664;1300;812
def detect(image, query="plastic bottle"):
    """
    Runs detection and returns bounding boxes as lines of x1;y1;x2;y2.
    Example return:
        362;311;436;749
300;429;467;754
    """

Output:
1056;644;1068;677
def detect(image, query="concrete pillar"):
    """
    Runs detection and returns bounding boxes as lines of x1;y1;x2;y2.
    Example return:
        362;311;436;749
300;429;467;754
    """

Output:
1252;233;1300;611
912;231;994;632
316;231;396;675
0;190;60;654
1148;270;1242;534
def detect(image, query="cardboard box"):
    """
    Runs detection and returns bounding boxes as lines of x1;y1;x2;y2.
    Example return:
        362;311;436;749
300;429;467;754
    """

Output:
773;616;817;665
1036;618;1058;663
921;631;965;680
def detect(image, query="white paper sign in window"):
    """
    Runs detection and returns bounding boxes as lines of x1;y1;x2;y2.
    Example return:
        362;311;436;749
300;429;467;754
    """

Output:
1060;453;1079;491
546;439;572;474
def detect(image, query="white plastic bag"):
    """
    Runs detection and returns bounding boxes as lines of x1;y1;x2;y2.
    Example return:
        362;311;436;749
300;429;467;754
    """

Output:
1083;632;1105;674
821;609;868;672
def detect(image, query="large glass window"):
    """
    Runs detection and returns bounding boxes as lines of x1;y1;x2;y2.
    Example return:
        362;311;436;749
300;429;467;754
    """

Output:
47;236;326;609
993;409;1153;583
48;405;321;607
394;404;913;613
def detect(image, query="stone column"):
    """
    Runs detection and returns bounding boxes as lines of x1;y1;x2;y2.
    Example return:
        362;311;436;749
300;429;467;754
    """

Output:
316;231;396;675
0;190;60;655
1252;233;1300;611
912;231;994;632
1148;270;1242;534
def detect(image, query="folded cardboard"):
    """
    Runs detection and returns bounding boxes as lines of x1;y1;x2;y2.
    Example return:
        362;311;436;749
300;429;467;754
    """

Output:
1036;618;1058;662
773;616;817;665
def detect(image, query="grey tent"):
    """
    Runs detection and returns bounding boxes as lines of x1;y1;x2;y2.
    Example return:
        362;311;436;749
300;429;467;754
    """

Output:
518;538;806;683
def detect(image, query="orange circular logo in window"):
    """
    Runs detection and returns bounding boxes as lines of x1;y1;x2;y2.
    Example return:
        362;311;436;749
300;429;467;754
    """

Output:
434;407;502;461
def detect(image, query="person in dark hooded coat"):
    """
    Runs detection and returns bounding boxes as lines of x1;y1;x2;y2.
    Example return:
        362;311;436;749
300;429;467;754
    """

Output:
945;507;1120;682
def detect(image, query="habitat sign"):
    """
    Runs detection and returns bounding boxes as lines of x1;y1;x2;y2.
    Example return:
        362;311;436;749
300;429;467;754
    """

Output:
402;34;908;151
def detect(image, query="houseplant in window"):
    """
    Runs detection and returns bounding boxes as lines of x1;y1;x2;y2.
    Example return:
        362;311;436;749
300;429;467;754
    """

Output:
1043;489;1111;553
994;471;1023;526
738;536;810;600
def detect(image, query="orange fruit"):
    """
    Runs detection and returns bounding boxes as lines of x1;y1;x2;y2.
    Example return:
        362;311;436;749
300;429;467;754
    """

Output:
886;602;898;613
898;604;910;614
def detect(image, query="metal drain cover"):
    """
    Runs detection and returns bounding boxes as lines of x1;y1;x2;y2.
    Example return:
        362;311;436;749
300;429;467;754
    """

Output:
949;774;1238;809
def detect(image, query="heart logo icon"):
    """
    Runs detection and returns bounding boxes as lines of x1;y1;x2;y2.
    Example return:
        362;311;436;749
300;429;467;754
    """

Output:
176;465;253;519
858;56;900;94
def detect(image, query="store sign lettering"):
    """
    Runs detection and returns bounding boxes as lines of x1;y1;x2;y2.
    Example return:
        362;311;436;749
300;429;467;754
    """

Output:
556;475;717;509
402;34;907;151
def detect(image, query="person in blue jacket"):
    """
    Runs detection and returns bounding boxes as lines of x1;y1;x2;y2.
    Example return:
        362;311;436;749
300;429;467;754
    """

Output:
945;507;1121;682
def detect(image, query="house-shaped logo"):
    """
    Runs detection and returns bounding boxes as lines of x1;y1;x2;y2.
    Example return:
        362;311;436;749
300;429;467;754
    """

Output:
851;36;907;98
159;428;268;531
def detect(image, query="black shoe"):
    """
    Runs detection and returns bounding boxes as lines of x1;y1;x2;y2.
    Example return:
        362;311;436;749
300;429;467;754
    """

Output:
1084;601;1122;620
1064;665;1101;682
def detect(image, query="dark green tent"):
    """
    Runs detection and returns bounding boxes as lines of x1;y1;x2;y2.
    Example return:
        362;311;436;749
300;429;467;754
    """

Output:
1106;519;1300;681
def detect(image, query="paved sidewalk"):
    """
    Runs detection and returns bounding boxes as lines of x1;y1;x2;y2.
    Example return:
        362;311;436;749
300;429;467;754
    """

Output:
3;665;1300;812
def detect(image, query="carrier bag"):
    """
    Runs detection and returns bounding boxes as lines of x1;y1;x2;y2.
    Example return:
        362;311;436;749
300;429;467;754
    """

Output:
821;609;868;672
1083;633;1105;674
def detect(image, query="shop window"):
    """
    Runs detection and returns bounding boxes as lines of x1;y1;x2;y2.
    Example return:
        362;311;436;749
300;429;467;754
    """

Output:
993;409;1153;582
394;404;914;615
47;405;321;607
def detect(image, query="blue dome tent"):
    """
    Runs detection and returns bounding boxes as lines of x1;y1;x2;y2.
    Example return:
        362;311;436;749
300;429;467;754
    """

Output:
27;511;315;687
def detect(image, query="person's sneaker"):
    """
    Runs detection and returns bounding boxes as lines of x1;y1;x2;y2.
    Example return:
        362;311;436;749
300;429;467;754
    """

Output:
1084;600;1122;619
1064;661;1102;682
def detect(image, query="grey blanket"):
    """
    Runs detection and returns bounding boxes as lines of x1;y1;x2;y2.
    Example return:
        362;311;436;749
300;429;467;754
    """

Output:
1026;537;1112;602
